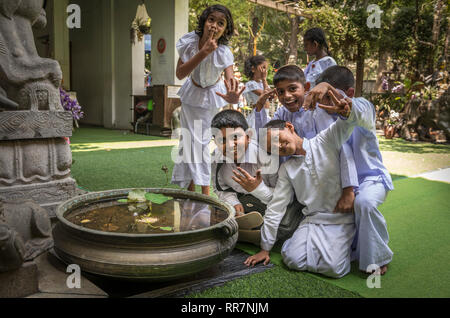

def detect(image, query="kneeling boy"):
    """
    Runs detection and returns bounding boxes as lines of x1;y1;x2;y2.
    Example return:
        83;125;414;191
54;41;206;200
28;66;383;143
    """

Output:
245;92;369;278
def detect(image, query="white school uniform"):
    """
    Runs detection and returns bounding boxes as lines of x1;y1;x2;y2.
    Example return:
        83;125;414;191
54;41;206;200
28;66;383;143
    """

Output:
211;140;278;207
171;31;234;188
262;103;368;278
244;80;271;130
254;105;358;188
304;56;336;88
348;97;394;270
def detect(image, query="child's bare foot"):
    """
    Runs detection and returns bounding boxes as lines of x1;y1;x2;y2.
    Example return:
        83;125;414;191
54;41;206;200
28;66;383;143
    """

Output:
363;264;389;275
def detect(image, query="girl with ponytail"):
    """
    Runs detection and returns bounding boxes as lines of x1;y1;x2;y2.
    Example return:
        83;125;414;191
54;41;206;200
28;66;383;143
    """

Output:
303;27;336;88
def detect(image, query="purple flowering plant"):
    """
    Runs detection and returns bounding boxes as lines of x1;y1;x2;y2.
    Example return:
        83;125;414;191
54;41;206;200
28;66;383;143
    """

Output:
60;88;84;126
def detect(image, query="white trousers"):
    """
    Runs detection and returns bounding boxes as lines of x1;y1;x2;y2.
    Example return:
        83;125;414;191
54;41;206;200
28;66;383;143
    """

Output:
171;103;219;188
281;221;355;278
352;179;393;271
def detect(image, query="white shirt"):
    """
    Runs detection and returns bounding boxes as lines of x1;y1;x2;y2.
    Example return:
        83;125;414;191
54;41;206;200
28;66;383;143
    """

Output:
176;31;234;108
261;102;369;251
304;56;337;88
212;140;278;207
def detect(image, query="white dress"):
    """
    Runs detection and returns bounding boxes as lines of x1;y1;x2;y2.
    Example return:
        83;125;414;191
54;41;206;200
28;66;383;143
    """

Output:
171;31;234;188
244;80;271;130
304;56;336;88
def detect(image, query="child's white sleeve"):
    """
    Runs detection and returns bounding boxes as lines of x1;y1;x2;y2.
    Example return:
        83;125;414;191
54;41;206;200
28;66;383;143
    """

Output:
250;182;273;205
317;102;366;152
176;32;197;63
351;97;376;131
260;165;294;251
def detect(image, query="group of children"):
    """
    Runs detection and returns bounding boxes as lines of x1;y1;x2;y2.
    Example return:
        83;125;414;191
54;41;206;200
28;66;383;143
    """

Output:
171;4;393;278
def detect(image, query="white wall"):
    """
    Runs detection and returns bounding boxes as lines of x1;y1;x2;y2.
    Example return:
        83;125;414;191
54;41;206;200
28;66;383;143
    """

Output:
147;0;187;86
70;0;188;129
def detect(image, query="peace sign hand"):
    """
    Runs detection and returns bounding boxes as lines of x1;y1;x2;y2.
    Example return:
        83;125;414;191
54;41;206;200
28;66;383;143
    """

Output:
318;90;353;118
201;29;218;55
231;167;263;193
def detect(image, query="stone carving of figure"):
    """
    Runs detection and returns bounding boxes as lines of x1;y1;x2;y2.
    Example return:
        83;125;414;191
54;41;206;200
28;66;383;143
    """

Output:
0;0;63;111
0;199;53;272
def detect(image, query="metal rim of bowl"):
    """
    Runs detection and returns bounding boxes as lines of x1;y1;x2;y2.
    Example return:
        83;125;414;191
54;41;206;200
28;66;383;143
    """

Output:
55;188;236;238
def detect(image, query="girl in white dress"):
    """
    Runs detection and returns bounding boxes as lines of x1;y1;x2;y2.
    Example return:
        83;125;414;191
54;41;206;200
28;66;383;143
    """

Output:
171;5;244;195
243;55;271;130
303;28;337;88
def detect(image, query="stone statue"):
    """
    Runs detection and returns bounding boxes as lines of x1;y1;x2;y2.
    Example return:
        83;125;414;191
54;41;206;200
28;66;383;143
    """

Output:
0;0;77;217
0;0;63;111
0;199;53;272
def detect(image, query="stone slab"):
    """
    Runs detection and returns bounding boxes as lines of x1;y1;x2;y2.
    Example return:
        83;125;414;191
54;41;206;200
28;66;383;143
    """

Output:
32;251;108;297
0;262;39;298
0;111;73;140
0;178;78;218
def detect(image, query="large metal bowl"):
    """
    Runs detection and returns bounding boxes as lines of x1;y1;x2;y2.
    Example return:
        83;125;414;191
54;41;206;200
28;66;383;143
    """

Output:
52;188;238;281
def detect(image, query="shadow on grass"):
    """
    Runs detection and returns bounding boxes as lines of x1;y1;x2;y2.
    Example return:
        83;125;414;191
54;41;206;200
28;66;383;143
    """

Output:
378;137;450;154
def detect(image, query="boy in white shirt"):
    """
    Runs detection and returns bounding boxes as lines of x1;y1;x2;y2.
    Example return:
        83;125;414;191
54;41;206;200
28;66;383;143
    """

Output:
245;91;369;278
211;110;304;245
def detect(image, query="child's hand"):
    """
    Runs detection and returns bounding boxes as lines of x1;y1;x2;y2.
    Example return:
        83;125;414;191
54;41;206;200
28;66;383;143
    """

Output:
232;168;263;192
216;78;246;104
255;88;276;111
334;187;355;213
302;82;331;110
258;64;268;80
318;91;352;118
200;29;218;55
244;249;270;267
234;204;245;216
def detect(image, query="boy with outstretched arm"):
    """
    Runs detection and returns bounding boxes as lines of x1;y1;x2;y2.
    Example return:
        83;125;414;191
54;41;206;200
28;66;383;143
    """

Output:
308;66;394;275
244;91;370;278
254;65;358;214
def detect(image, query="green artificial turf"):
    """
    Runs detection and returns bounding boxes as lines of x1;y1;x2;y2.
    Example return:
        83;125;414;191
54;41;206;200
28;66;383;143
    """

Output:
188;266;361;298
220;177;450;298
71;146;176;191
69;127;450;298
70;126;167;144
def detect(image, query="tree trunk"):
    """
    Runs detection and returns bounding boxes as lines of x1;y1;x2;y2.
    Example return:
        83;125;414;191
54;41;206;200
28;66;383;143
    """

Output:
428;0;443;74
375;47;388;93
248;13;259;57
286;16;300;65
355;43;366;97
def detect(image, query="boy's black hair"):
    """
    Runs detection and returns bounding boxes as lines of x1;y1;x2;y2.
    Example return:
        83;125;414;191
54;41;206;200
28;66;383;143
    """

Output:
304;27;331;56
316;65;355;91
196;5;234;45
264;119;287;130
211;109;249;131
244;55;266;79
264;119;299;136
273;65;306;86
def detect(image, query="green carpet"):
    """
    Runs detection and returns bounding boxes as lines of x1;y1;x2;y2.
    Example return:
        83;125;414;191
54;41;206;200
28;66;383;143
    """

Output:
71;146;176;191
228;177;450;298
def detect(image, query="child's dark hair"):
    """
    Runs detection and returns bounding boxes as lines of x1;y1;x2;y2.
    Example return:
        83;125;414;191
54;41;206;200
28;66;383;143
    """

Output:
316;66;355;91
304;27;331;56
244;55;266;79
196;5;234;45
264;120;287;130
211;110;249;131
273;65;306;86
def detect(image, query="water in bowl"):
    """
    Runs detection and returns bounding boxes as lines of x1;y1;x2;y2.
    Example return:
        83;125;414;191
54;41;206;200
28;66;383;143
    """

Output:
66;198;228;234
